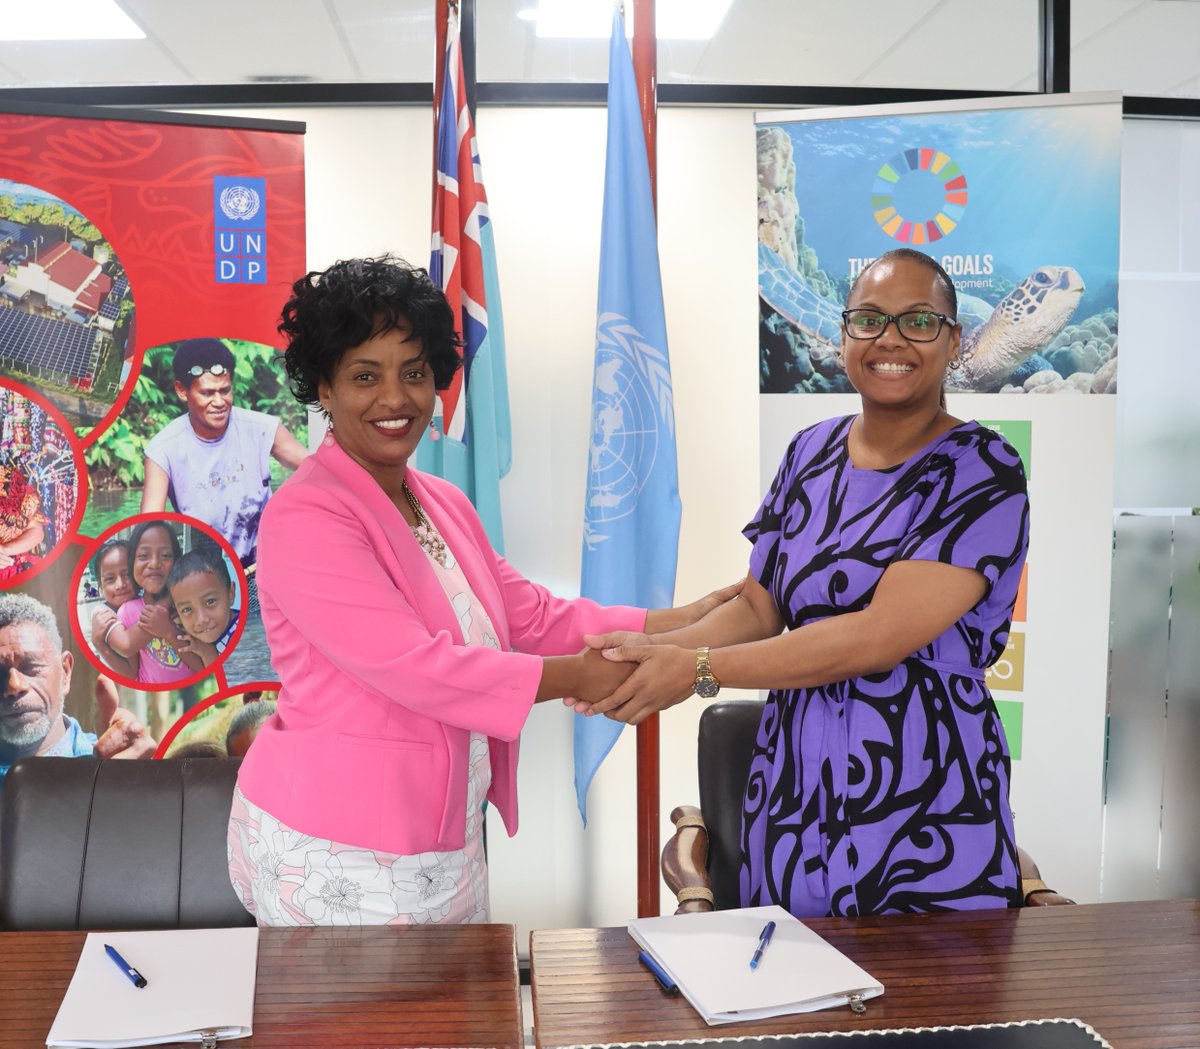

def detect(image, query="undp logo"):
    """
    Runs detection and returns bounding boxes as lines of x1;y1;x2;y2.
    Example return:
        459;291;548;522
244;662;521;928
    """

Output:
212;176;267;284
218;184;262;223
871;148;968;245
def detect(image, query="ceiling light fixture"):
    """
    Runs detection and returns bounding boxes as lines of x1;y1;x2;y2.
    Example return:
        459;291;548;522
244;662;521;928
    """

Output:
0;0;144;42
518;0;733;41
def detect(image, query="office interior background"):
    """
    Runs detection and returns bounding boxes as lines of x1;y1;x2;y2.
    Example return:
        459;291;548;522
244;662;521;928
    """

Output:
2;0;1197;941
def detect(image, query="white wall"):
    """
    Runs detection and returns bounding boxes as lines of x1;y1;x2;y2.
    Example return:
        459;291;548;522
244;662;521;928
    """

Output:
200;104;762;941
198;100;1133;938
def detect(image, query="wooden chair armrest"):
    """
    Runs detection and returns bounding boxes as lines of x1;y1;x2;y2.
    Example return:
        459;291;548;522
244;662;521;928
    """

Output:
1018;846;1075;906
661;805;715;913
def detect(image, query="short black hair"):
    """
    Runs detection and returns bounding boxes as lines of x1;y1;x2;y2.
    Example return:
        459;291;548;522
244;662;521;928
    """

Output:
93;538;129;577
127;520;184;597
172;338;236;387
278;255;462;413
849;248;958;320
166;547;232;594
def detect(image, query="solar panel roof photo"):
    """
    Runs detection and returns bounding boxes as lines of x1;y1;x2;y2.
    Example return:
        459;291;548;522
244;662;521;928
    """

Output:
0;309;98;379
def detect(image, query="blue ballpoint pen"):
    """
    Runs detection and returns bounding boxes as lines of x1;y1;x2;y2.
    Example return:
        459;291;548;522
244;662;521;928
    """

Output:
749;920;776;970
104;944;148;988
637;950;680;995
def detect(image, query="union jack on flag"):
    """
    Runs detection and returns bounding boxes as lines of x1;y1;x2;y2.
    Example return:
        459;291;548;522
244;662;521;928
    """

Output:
420;11;512;548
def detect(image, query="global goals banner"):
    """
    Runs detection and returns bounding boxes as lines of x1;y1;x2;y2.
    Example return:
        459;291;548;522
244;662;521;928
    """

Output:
753;94;1122;903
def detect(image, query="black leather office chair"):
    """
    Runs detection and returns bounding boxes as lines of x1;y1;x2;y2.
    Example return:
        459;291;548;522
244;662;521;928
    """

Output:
662;699;1072;913
0;757;254;931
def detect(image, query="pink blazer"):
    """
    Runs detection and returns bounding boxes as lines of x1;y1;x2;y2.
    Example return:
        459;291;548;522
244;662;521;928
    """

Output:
236;439;645;854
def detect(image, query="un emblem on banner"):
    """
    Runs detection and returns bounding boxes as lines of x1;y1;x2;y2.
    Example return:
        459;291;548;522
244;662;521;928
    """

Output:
218;184;262;222
584;312;674;549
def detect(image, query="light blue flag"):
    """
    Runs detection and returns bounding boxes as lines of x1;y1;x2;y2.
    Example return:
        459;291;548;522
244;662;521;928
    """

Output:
574;9;682;822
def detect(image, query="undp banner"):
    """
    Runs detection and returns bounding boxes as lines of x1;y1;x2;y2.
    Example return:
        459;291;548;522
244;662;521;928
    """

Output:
0;102;305;781
754;94;1121;904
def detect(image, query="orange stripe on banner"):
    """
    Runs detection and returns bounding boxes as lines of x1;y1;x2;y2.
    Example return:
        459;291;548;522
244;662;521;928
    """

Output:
1013;562;1028;623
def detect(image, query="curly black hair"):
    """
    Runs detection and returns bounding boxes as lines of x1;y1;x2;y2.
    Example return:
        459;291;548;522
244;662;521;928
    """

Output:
278;256;462;412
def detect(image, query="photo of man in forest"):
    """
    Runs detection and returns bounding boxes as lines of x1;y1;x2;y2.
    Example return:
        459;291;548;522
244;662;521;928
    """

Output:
140;338;307;567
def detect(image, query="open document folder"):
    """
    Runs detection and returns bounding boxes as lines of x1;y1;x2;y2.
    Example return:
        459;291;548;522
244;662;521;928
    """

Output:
47;928;258;1048
628;905;883;1026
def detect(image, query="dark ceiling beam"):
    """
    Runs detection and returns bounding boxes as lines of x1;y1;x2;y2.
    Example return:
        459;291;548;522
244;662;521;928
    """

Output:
1039;0;1071;94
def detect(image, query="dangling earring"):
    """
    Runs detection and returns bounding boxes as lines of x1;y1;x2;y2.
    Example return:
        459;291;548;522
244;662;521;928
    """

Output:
428;418;440;442
322;419;335;446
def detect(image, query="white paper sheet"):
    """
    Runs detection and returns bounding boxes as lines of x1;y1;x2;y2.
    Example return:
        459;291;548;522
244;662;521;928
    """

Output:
47;928;259;1048
628;905;883;1025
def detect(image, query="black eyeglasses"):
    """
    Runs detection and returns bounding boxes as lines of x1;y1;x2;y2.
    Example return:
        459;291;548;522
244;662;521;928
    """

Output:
841;310;956;343
186;363;230;377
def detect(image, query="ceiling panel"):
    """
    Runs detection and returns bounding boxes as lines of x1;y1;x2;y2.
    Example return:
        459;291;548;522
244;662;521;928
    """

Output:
333;0;434;81
0;0;1193;98
1072;0;1200;97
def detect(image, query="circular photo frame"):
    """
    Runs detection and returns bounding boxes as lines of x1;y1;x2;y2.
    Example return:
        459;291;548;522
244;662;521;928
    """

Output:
0;375;87;590
69;511;249;692
0;177;138;437
154;683;280;760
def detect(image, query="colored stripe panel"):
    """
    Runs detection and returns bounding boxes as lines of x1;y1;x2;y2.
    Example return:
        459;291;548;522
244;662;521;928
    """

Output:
944;175;968;192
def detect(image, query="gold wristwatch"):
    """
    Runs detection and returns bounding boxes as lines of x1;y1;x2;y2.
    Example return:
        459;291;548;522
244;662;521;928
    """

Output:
693;646;721;699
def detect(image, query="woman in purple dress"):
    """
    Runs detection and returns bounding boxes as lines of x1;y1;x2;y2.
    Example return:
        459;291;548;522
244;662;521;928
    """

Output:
576;249;1029;916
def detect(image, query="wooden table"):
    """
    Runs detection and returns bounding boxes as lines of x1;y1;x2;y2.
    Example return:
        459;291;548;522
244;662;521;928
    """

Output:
530;900;1200;1049
1;924;523;1048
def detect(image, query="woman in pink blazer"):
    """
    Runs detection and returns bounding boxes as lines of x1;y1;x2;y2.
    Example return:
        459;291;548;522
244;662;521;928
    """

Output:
227;256;730;926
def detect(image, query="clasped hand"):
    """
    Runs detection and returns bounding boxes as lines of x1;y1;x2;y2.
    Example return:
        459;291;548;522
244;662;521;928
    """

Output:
566;633;696;726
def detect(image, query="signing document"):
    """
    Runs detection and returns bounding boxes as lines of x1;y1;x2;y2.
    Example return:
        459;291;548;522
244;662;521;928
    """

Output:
628;904;883;1025
47;928;258;1048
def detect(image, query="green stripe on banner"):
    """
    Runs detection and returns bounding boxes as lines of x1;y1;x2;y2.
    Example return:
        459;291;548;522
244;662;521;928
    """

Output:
978;419;1032;480
995;699;1023;761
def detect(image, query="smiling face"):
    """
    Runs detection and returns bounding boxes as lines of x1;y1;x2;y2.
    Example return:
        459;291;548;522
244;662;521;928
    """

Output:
98;546;133;609
317;321;436;489
132;525;177;599
842;258;961;413
169;569;236;644
176;372;234;441
0;622;71;753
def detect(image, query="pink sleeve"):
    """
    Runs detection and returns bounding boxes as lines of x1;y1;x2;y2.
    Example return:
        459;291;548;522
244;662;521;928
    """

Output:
256;488;542;742
495;555;647;657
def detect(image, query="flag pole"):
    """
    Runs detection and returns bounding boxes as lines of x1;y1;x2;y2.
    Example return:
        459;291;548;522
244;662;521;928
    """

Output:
432;0;452;216
630;0;661;920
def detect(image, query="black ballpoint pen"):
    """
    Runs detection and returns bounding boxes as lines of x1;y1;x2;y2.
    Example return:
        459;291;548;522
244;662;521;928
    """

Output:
105;944;148;988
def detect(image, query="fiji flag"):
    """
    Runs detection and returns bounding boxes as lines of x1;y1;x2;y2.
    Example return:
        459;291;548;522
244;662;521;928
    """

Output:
574;10;682;822
419;11;512;550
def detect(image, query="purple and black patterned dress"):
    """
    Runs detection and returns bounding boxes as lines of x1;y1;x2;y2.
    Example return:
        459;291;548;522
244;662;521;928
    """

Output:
740;416;1029;917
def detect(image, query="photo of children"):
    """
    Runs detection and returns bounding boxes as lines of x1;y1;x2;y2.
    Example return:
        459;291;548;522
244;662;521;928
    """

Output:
74;515;246;689
83;337;308;685
0;381;83;588
158;688;278;760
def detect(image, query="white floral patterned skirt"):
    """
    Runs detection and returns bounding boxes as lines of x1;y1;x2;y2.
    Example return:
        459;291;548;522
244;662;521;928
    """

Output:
227;734;492;926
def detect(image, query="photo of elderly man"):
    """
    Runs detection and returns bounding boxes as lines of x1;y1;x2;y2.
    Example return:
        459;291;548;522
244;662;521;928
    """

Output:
0;593;156;783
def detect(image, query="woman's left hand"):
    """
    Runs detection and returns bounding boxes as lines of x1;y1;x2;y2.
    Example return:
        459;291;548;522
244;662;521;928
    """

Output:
577;643;697;725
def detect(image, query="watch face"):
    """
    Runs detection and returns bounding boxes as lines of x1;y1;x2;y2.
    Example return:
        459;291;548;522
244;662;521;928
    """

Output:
694;677;721;699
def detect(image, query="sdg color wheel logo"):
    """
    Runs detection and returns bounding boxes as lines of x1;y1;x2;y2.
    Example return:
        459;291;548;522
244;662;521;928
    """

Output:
871;148;968;245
